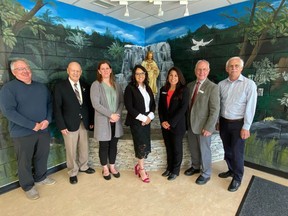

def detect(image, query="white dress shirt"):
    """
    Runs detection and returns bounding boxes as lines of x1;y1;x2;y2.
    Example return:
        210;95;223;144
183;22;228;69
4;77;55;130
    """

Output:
136;85;155;122
218;74;257;130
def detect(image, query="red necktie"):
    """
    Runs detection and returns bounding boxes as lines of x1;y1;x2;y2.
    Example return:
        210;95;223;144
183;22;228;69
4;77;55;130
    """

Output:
191;81;200;107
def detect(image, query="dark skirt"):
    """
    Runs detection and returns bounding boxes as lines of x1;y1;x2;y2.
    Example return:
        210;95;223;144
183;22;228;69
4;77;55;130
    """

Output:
130;123;151;159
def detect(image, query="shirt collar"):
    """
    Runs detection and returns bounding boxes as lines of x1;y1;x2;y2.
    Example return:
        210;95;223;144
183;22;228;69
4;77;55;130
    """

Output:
15;78;33;85
227;74;244;82
138;84;146;90
197;78;206;85
68;78;80;86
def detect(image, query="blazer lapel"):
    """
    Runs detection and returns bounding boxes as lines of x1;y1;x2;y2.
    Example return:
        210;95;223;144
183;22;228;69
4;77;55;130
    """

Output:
189;81;196;97
195;79;209;103
193;79;208;104
67;79;79;103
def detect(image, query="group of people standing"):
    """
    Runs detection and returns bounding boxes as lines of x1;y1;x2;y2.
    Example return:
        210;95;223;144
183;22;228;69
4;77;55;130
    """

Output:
0;54;257;200
158;57;257;193
159;57;257;193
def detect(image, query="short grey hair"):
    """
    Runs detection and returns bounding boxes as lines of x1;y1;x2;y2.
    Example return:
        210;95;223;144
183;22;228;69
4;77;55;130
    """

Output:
10;58;30;71
195;59;210;70
226;57;244;68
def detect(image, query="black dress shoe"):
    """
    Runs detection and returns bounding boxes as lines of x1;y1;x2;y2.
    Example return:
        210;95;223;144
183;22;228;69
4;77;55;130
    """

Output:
111;172;120;178
228;179;241;192
79;167;95;174
218;170;234;178
167;173;177;181
195;175;210;185
69;176;78;184
161;170;170;177
102;171;111;180
184;167;200;176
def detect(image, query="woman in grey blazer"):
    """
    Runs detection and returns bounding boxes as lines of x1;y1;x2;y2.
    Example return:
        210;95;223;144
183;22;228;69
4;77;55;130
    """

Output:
90;60;124;180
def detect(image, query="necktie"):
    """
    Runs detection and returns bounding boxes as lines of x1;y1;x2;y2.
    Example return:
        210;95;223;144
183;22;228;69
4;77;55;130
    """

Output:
74;83;82;104
191;81;200;108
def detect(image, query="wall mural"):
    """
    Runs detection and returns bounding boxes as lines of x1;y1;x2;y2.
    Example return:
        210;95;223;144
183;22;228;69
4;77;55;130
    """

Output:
0;0;287;188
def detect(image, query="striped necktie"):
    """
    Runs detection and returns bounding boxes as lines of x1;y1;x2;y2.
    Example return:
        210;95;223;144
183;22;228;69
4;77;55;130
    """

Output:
74;83;82;104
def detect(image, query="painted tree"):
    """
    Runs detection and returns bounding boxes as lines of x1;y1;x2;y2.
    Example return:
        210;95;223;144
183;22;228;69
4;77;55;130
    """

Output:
223;0;288;67
0;0;48;82
38;8;64;25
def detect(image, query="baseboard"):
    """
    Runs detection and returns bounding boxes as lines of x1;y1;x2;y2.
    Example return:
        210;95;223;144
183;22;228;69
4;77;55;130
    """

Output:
244;161;288;179
0;163;67;195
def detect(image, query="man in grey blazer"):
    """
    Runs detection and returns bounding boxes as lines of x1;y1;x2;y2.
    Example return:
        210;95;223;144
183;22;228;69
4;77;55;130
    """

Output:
184;60;220;185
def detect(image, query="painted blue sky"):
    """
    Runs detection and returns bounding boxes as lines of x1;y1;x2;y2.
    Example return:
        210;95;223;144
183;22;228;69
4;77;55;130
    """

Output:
18;0;145;45
17;0;277;46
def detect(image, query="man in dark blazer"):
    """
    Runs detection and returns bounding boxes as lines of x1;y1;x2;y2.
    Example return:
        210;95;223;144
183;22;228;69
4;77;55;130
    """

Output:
184;60;220;185
53;61;95;184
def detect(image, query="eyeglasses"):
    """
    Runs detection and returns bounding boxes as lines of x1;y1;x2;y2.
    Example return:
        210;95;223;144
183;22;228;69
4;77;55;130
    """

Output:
135;72;145;76
14;67;30;72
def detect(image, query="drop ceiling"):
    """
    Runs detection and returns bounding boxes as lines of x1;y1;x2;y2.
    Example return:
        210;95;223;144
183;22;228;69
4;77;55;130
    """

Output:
58;0;248;28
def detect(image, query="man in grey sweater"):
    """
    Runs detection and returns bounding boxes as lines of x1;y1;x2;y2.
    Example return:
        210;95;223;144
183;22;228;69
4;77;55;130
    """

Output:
0;58;55;200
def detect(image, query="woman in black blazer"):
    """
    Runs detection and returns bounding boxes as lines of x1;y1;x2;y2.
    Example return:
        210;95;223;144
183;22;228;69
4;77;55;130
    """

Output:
158;67;189;181
124;65;156;183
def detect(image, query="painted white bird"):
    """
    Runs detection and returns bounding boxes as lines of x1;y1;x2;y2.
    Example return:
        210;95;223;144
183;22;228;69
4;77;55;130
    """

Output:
191;38;213;51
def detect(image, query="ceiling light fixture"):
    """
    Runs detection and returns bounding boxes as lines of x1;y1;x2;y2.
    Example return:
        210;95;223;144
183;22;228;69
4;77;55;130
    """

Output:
158;1;164;16
119;0;128;5
124;4;129;16
184;3;189;16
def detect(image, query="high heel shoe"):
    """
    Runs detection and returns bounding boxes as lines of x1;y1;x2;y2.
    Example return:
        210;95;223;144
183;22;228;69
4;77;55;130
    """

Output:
138;168;150;183
134;164;140;175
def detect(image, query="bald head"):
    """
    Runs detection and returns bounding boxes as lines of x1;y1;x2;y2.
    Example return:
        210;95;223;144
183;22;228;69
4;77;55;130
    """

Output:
67;61;82;82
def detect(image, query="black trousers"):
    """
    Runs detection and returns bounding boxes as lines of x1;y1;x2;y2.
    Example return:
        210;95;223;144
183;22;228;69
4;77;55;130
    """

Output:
13;132;51;191
99;123;119;166
162;129;184;175
219;117;245;182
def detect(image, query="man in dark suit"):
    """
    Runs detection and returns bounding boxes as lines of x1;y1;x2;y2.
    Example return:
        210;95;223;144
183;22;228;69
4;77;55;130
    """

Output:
53;61;95;184
184;60;220;185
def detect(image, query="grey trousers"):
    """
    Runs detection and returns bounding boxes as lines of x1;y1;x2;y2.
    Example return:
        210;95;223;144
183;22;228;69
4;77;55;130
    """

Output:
187;130;212;178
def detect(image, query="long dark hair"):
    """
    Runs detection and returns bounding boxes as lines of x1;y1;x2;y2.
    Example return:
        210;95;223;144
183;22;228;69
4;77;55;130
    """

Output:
130;64;149;88
164;66;186;99
97;60;116;89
